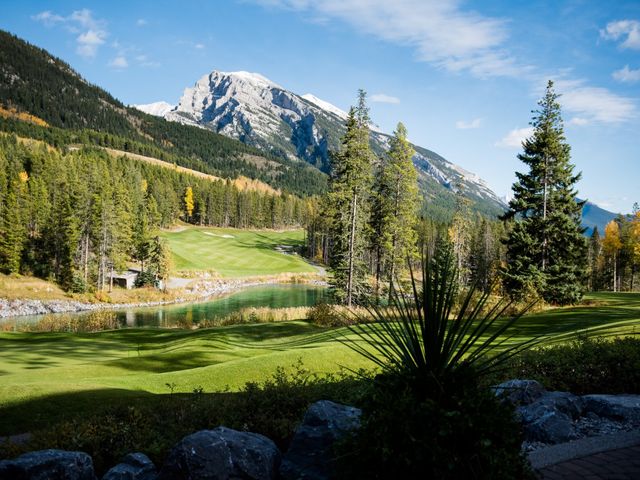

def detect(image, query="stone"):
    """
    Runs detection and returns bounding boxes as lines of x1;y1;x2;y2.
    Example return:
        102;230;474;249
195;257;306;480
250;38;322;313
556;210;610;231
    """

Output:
582;394;640;423
537;391;583;420
493;379;545;406
0;449;96;480
102;453;156;480
157;427;280;480
280;400;362;480
522;409;575;444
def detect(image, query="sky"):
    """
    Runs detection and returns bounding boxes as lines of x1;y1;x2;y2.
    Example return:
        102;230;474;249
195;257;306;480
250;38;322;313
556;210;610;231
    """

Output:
1;0;639;213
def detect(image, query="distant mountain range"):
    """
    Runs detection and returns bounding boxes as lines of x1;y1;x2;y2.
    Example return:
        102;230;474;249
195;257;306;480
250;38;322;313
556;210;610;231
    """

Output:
580;200;619;236
135;70;507;218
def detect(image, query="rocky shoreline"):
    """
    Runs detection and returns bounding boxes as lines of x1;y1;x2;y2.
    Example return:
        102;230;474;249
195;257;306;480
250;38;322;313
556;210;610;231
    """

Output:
0;278;328;320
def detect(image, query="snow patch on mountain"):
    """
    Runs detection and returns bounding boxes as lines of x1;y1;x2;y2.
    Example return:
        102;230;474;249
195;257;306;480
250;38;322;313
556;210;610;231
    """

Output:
133;101;174;117
301;94;348;120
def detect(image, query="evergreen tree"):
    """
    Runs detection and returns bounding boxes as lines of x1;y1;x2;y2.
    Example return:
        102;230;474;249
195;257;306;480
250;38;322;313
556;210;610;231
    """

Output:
328;91;374;306
372;122;419;302
502;81;587;305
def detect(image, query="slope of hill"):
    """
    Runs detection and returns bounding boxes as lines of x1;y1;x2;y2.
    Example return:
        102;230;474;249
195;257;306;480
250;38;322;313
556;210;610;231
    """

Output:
581;200;619;236
158;69;507;217
0;30;326;196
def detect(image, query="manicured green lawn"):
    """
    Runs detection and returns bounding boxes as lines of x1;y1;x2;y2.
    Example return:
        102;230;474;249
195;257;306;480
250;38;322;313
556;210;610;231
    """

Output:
0;292;639;435
161;226;316;277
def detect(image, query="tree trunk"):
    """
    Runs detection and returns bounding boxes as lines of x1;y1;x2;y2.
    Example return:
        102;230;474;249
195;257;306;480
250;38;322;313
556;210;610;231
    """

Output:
346;192;358;308
542;154;549;271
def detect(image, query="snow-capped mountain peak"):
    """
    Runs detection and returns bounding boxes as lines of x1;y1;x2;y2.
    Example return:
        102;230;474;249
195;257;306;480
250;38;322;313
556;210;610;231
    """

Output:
133;101;174;117
154;67;506;214
301;93;348;120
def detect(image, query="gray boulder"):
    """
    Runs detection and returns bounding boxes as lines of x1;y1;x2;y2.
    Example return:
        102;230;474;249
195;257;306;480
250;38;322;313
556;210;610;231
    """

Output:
517;391;582;443
102;453;156;480
493;379;545;406
157;427;280;480
582;394;640;423
520;407;575;444
0;449;96;480
280;400;362;480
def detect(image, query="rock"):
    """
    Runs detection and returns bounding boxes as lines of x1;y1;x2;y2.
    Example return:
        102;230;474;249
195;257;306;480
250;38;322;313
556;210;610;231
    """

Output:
0;449;96;480
582;394;640;423
280;400;362;480
522;409;575;444
102;453;156;480
537;391;583;420
516;391;582;444
157;427;280;480
493;379;545;406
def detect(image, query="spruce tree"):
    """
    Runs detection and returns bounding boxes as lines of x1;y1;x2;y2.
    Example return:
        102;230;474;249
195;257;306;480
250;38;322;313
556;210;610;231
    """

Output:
372;122;419;302
503;81;587;305
328;90;374;306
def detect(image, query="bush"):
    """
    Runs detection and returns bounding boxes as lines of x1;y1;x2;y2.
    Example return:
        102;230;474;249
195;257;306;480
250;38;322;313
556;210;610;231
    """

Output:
0;361;367;476
134;270;158;288
337;368;534;479
498;336;640;395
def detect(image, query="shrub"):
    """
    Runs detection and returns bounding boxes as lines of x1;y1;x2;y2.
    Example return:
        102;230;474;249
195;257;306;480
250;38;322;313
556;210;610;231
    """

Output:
498;335;640;395
337;368;534;479
337;241;538;478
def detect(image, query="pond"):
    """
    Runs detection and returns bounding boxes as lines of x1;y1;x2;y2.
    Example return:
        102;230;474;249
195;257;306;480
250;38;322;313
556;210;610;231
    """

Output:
9;284;329;329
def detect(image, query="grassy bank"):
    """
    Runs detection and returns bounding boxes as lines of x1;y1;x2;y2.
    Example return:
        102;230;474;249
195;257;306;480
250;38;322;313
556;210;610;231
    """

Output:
1;292;639;437
161;226;316;277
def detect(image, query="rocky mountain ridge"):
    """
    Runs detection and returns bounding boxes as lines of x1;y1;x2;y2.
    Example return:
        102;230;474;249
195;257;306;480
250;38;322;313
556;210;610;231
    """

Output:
135;70;507;217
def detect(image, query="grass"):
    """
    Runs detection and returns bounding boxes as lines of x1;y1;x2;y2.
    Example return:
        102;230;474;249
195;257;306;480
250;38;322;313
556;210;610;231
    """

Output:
161;226;317;277
0;292;639;436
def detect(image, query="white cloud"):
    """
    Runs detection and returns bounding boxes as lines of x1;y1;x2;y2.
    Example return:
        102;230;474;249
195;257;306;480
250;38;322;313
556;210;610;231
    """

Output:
601;20;640;50
194;43;205;49
554;78;636;124
136;54;160;68
108;56;128;68
455;118;482;129
136;18;148;26
251;0;527;78
495;127;533;148
32;9;108;58
31;11;65;26
612;65;640;83
77;29;106;58
370;93;400;104
568;117;589;126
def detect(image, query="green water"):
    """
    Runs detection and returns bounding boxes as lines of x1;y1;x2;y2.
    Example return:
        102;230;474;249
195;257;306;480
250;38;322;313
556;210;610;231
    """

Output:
16;284;328;328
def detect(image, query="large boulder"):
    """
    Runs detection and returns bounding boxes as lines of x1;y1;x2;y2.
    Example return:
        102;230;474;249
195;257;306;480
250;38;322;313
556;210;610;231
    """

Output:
157;427;280;480
582;394;640;423
280;400;362;480
517;391;581;443
493;379;545;406
520;407;575;444
0;449;96;480
102;453;156;480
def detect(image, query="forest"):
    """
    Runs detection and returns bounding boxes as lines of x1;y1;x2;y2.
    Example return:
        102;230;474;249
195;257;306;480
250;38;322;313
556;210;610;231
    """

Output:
0;135;309;291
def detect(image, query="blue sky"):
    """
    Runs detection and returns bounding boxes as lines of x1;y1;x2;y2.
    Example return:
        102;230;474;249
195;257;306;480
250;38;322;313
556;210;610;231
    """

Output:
2;0;639;212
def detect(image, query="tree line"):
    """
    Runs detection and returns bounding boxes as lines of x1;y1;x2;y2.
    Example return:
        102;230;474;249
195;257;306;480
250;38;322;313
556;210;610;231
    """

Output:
0;135;308;291
588;210;640;292
309;83;591;307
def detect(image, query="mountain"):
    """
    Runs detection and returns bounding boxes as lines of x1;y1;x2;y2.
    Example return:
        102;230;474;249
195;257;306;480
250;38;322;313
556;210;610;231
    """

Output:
133;101;174;117
151;70;506;218
580;200;619;236
0;30;326;196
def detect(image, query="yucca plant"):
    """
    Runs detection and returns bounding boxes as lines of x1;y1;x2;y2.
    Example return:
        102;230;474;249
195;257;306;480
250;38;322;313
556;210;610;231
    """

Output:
344;241;541;386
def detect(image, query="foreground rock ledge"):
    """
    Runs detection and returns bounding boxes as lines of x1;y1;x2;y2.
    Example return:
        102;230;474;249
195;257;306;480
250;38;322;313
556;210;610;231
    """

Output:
157;426;280;480
280;400;362;480
0;449;96;480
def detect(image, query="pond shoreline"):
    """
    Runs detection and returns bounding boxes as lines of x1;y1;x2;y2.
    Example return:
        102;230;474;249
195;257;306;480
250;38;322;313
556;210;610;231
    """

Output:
0;277;328;320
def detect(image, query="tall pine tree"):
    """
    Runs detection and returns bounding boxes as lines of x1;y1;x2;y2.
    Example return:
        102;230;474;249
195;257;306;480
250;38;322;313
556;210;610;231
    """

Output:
503;81;586;305
328;90;374;306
